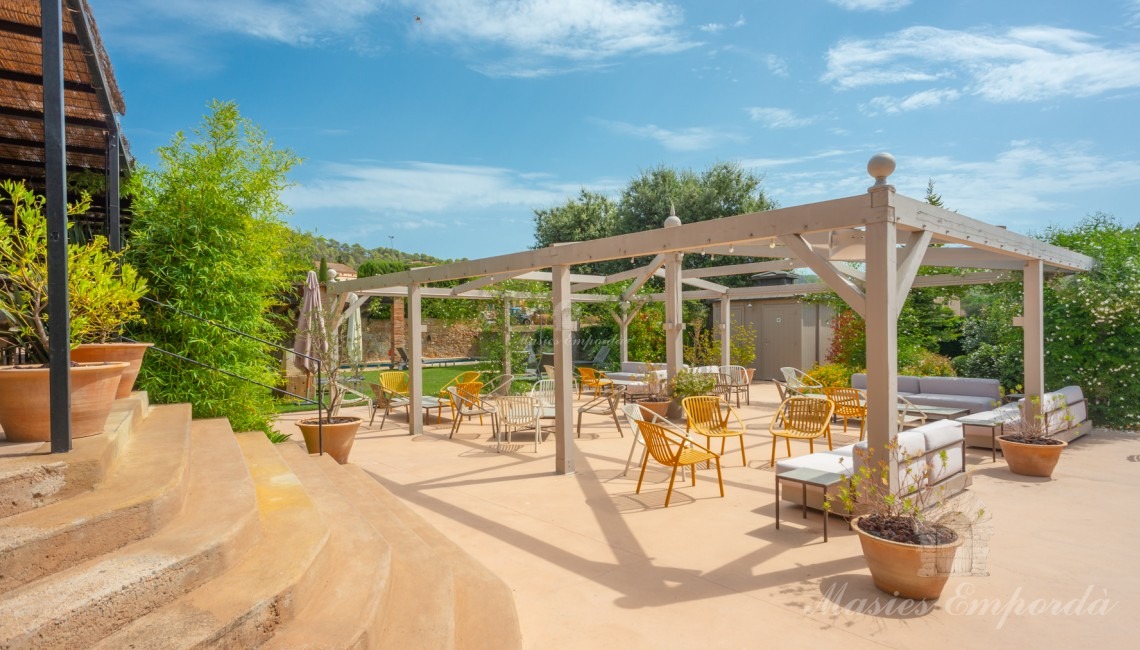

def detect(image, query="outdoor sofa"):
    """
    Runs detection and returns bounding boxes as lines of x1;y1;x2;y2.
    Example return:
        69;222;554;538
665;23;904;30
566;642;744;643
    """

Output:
960;384;1091;449
850;373;1000;414
774;418;971;514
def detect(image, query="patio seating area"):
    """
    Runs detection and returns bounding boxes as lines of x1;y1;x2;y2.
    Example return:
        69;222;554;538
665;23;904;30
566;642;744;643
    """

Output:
275;381;1140;648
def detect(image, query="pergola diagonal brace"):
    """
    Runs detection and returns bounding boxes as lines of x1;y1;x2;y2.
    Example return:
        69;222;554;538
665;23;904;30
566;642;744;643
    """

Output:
779;234;867;318
895;230;933;318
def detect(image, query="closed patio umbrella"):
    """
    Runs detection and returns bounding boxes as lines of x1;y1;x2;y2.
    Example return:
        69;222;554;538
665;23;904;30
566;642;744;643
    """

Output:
345;292;363;368
293;271;327;395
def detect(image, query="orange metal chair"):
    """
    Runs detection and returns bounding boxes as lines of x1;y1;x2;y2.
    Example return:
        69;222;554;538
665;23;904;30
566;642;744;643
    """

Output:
439;370;482;417
768;396;836;466
634;420;724;508
576;366;614;398
822;386;867;440
682;395;748;466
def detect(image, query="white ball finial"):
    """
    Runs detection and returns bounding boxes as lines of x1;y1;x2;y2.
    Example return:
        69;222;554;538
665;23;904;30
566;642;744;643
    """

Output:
663;201;681;228
867;152;896;187
327;268;338;281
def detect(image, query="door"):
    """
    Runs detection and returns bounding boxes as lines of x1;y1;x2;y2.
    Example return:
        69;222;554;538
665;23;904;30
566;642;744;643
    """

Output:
759;303;801;381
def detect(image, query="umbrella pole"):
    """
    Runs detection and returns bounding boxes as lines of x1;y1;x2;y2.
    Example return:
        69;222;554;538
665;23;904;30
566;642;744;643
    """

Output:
317;361;323;456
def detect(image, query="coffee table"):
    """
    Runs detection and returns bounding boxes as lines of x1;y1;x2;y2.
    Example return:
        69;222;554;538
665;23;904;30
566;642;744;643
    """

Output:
775;468;847;542
897;403;970;422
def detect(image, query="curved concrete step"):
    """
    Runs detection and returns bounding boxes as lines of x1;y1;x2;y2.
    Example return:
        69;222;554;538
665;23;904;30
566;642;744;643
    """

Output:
354;467;522;650
0;403;192;592
263;445;393;649
0;393;147;519
0;418;259;650
92;430;332;650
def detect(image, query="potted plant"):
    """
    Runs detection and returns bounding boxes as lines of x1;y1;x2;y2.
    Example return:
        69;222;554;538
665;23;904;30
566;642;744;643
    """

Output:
668;368;717;419
634;362;671;418
997;394;1071;478
294;272;362;464
0;180;129;441
65;228;150;399
828;441;981;600
729;323;757;383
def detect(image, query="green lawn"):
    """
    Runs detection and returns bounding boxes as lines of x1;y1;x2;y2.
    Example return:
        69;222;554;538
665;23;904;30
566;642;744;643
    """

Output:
273;366;537;413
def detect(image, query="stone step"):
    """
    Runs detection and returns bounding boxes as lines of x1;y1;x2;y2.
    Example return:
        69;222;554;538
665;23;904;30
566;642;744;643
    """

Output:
324;457;458;649
0;418;259;649
92;430;332;650
350;465;522;650
0;393;148;520
0;403;192;592
262;444;393;649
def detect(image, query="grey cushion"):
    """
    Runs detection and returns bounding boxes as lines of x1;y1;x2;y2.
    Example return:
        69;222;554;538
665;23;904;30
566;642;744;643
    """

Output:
909;393;997;414
850;373;921;394
918;376;1000;400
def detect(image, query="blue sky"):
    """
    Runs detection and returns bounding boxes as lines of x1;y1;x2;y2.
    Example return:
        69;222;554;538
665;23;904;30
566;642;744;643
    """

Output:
93;0;1140;260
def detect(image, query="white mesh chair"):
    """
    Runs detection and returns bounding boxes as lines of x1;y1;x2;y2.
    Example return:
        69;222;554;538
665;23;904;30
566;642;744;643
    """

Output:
780;367;823;396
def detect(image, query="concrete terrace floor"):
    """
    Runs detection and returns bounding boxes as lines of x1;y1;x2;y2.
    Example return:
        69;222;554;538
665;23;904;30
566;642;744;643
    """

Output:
275;382;1140;649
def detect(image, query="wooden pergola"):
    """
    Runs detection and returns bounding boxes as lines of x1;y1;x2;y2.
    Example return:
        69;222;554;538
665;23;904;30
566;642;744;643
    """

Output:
329;155;1096;487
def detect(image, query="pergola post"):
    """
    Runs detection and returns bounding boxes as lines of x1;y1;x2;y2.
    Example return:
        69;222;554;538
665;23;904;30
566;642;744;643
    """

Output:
864;209;900;491
719;296;731;368
502;299;512;375
407;282;424;435
619;303;630;363
664;251;683;378
1023;260;1045;412
43;0;71;454
552;264;575;474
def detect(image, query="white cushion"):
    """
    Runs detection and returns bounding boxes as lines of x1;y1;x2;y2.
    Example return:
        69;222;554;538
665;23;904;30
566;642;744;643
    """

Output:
776;451;852;477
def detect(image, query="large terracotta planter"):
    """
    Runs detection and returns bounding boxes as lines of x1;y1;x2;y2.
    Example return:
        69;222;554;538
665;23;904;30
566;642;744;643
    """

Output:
744;367;756;383
297;416;362;464
635;399;671;419
853;516;962;600
70;342;153;399
998;436;1067;478
0;362;129;442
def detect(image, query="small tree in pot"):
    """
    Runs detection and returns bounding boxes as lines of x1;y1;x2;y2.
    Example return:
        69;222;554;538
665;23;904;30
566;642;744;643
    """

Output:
0;180;138;440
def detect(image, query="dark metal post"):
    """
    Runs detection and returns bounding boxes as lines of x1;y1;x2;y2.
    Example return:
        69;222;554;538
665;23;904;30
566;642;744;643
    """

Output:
105;125;120;251
42;0;71;453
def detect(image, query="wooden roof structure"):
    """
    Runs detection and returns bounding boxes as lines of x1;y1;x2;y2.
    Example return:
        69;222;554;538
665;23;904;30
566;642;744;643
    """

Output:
330;154;1097;479
0;0;130;229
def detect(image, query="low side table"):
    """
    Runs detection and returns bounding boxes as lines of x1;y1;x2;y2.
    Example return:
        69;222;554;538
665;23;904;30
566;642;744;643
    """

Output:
775;468;847;542
957;414;1006;462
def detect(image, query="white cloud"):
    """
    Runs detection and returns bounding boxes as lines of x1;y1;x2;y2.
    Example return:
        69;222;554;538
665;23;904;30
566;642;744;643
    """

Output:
824;25;1140;103
827;0;911;11
862;88;960;115
595;120;745;151
738;149;854;169
765;54;789;77
698;14;745;33
285;161;571;217
747;107;815;128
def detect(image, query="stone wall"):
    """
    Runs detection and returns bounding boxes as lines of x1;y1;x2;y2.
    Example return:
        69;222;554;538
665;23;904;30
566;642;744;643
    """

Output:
362;316;482;361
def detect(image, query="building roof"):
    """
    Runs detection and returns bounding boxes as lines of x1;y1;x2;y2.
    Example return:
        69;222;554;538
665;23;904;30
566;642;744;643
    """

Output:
0;0;130;227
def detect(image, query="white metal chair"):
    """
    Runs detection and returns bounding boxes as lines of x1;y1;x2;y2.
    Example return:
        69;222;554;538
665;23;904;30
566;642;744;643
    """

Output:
446;385;498;441
496;395;543;452
898;394;929;429
619;403;689;478
482;374;515;399
577;385;625;438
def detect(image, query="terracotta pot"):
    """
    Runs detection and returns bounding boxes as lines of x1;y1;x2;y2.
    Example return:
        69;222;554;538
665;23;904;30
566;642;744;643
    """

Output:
0;362;129;442
635;399;671;419
297;416;362;464
852;516;962;600
70;342;154;399
998;436;1067;478
744;367;756;384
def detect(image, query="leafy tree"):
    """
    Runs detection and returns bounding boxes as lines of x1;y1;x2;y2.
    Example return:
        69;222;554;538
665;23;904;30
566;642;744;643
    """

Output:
533;189;617;269
1040;212;1140;428
125;100;300;434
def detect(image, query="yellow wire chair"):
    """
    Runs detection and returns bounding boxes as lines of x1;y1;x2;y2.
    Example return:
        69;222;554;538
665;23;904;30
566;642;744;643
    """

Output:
822;386;867;441
380;370;446;424
455;380;485;425
681;395;748;466
439;370;482;417
768;396;836;466
634;420;724;508
576;366;614;398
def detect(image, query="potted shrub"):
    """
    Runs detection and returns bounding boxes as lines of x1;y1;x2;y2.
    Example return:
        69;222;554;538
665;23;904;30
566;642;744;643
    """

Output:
634;362;671;418
668;368;717;419
294;272;362;464
66;228;150;399
0;180;129;441
828;441;981;600
997;395;1070;478
729;323;757;383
